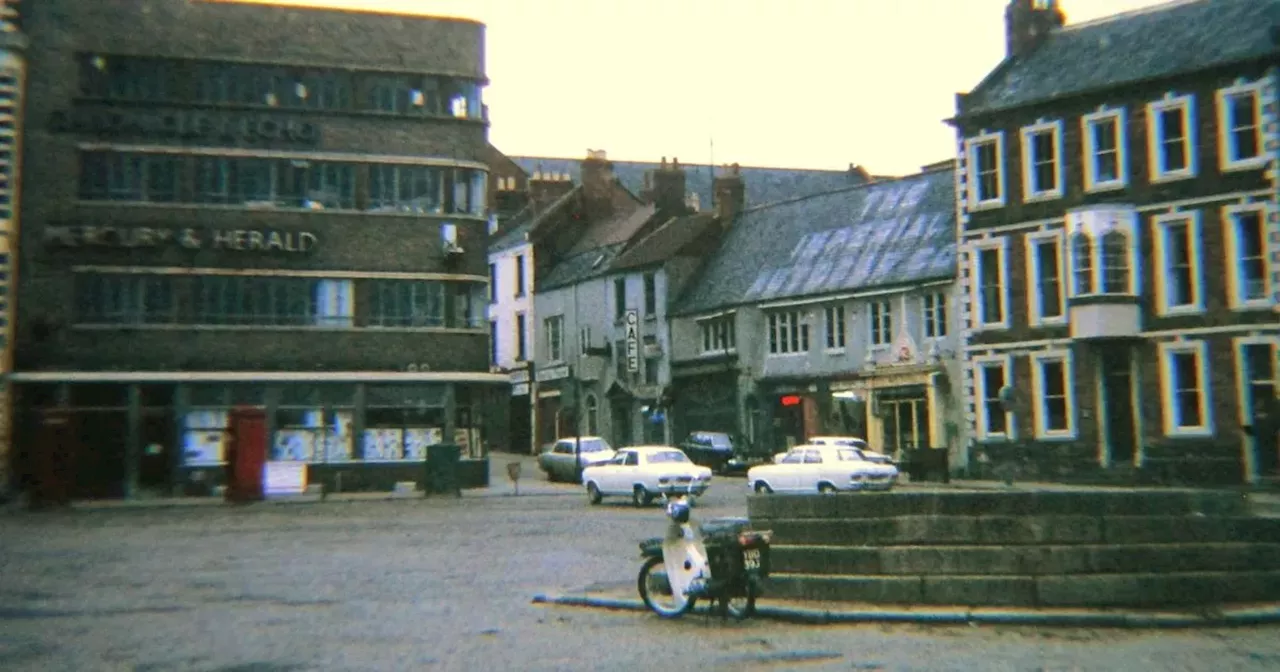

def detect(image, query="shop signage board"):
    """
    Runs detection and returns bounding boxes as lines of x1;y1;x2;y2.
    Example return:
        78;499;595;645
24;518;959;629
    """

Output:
624;310;640;372
43;225;318;253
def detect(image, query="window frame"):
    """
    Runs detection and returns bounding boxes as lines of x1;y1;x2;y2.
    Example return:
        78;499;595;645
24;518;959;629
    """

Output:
1146;94;1197;183
642;272;658;319
867;299;893;348
513;254;526;298
922;291;948;339
1222;202;1274;311
697;314;736;355
1233;336;1279;427
515;312;527;361
823;304;847;352
544;314;565;364
973;354;1013;440
1024;230;1067;327
1029;350;1076;439
970;238;1010;331
613;277;627;322
1019;120;1064;201
1081;107;1128;192
766;310;810;357
965;131;1006;210
1157;339;1213;437
1216;80;1267;172
1150;211;1205;316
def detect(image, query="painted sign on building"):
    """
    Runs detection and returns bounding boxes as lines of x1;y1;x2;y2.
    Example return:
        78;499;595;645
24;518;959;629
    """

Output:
43;226;318;253
625;310;640;373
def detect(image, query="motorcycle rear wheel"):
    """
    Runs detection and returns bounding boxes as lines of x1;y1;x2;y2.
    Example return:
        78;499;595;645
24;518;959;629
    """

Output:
637;556;697;619
723;587;758;620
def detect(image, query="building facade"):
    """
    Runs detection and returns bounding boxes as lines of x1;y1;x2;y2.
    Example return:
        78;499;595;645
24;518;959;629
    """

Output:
669;165;967;470
11;0;506;501
951;0;1280;485
0;1;25;499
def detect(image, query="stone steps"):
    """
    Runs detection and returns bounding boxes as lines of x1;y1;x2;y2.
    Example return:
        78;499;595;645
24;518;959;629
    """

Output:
766;515;1280;546
766;570;1280;608
748;490;1251;520
769;542;1280;576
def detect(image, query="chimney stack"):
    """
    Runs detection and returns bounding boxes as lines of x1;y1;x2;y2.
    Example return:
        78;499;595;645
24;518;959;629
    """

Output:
580;149;615;218
1005;0;1065;59
643;155;688;214
713;163;745;224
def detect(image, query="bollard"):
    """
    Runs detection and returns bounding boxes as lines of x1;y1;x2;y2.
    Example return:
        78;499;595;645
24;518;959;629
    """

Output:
507;461;522;496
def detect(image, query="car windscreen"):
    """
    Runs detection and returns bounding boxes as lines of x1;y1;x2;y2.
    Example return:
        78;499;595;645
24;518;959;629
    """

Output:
581;439;611;452
647;451;690;464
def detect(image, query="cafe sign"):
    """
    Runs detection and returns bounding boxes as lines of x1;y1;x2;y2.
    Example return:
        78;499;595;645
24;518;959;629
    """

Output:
43;225;318;253
49;108;321;145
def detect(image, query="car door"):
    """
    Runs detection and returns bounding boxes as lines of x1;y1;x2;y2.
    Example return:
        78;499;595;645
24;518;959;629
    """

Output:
798;449;825;491
552;441;574;480
771;451;806;492
614;450;641;492
599;450;631;493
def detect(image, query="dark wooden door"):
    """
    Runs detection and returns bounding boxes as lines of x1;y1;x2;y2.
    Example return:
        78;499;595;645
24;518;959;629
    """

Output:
1100;346;1137;465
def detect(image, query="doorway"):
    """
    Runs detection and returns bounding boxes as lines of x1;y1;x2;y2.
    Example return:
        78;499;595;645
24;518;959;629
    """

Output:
1242;342;1278;478
1099;345;1138;466
140;385;175;494
610;396;633;447
878;385;931;460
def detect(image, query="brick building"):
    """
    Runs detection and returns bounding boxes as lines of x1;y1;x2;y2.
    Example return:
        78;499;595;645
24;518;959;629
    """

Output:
8;0;506;501
952;0;1280;485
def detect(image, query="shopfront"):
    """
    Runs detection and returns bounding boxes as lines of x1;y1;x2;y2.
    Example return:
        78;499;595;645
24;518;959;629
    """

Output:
830;362;952;461
670;358;740;447
11;372;507;499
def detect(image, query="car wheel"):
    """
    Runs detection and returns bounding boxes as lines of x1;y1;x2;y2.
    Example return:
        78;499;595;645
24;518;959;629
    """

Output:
753;481;773;495
632;485;652;508
586;482;603;505
818;482;838;494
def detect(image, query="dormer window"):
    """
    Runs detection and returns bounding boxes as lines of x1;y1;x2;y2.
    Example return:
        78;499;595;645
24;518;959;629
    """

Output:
1147;94;1196;182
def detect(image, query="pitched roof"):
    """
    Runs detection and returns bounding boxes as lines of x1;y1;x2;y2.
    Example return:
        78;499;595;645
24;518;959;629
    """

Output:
489;185;583;253
672;168;956;317
510;156;867;210
538;242;628;292
960;0;1280;117
611;213;719;271
568;202;656;255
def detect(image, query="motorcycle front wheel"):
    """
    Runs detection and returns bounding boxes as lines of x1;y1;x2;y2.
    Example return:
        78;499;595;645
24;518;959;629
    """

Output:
637;556;698;619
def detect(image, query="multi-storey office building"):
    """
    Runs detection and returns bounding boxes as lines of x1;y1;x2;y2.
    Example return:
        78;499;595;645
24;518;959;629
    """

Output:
952;0;1280;484
10;0;504;500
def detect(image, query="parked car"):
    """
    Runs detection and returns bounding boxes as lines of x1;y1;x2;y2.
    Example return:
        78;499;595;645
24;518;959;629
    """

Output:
582;445;713;507
804;435;897;465
538;436;616;482
749;444;898;494
678;431;737;473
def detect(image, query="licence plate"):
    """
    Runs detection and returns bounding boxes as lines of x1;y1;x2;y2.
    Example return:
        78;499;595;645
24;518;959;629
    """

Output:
742;548;761;570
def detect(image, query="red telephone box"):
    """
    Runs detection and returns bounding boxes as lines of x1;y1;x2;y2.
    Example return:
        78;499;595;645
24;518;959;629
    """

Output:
225;406;267;503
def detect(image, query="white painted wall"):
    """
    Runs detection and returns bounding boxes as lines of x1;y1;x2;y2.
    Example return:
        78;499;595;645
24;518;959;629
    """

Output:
487;240;534;370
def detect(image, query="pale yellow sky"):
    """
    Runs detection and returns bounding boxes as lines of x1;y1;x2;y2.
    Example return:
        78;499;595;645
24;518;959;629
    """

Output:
230;0;1172;175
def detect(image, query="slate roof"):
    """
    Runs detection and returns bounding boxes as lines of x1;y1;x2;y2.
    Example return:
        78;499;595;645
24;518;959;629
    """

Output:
539;242;627;292
510;156;868;210
961;0;1280;117
672;167;957;317
488;215;533;254
611;213;719;271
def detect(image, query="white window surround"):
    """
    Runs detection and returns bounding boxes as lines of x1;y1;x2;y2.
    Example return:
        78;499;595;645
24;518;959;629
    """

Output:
965;131;1006;210
1157;339;1213;437
697;314;736;355
1150;211;1205;316
973;354;1014;441
544;315;564;364
766;310;810;357
1024;230;1067;327
1029;350;1076;439
1020;120;1065;201
1217;80;1267;172
969;238;1010;331
1081;107;1128;192
824;304;847;352
1233;335;1280;426
1222;202;1274;311
868;300;893;349
922;291;948;339
1146;94;1198;183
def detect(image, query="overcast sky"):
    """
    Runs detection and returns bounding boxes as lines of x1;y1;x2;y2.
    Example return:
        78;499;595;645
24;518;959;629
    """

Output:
232;0;1173;175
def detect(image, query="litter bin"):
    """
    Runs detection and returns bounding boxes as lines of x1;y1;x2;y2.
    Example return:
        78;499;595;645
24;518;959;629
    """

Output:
424;443;462;497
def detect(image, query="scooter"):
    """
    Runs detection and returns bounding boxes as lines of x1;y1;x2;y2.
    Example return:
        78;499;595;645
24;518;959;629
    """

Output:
635;487;773;620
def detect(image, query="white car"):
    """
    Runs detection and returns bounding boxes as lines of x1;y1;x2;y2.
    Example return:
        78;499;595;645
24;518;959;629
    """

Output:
750;444;898;494
582;445;713;507
804;435;897;465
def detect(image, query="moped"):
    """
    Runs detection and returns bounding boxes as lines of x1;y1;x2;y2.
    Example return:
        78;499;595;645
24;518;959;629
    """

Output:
635;489;772;620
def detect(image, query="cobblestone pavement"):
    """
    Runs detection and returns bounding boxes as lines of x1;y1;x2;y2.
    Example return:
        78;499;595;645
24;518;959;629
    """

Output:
2;478;1280;672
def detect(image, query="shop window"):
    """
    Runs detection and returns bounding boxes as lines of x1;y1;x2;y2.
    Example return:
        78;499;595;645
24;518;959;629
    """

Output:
182;410;229;466
362;406;447;461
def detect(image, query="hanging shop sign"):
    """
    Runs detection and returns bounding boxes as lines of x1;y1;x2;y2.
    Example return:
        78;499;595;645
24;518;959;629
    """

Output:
43;225;318;253
624;310;640;373
49;108;321;145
